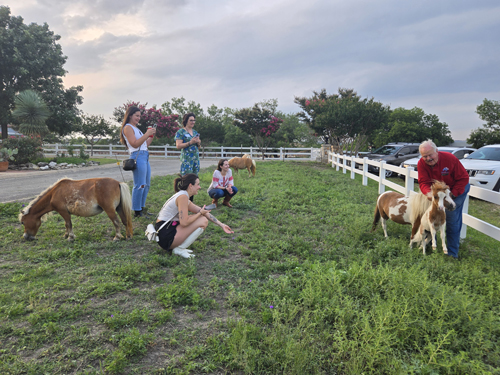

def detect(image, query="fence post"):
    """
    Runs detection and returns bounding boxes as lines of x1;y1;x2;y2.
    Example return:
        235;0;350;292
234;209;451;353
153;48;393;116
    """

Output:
164;144;168;158
108;144;112;156
311;147;314;160
221;146;224;158
405;167;414;197
280;147;283;161
461;196;469;239
350;156;355;179
362;157;368;186
378;161;386;195
55;143;59;155
250;147;253;159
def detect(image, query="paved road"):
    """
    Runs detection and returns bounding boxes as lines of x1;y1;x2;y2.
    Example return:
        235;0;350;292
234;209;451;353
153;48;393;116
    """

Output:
0;159;217;203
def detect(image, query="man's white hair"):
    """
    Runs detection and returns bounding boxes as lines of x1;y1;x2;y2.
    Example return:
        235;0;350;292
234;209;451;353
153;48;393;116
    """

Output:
419;139;437;153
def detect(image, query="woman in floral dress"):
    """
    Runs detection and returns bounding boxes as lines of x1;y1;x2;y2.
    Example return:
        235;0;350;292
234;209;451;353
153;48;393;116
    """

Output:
175;113;201;176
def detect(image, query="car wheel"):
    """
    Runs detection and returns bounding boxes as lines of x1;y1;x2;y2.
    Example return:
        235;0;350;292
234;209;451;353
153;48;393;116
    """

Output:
384;170;393;178
493;178;500;192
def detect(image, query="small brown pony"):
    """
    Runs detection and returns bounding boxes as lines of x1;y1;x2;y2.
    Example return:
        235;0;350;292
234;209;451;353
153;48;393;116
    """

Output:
19;178;133;241
372;191;431;239
228;154;256;177
410;180;456;254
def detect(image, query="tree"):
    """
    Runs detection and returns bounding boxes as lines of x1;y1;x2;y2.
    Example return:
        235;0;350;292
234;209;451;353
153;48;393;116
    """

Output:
467;99;500;148
113;101;179;140
0;6;83;139
271;113;317;147
11;90;50;137
373;107;453;147
295;88;390;154
79;114;113;156
233;101;283;159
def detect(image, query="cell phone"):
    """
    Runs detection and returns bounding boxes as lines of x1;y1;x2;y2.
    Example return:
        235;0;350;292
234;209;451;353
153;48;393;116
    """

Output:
204;203;216;210
153;124;157;129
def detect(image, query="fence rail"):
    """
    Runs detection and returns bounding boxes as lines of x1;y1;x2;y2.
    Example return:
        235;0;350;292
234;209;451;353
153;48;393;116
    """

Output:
42;144;319;161
328;151;500;242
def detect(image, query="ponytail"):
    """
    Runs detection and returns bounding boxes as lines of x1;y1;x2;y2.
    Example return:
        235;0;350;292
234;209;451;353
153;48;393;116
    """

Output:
173;173;198;192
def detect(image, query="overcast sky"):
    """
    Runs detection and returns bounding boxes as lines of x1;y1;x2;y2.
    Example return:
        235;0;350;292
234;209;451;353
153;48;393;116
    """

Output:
8;0;500;140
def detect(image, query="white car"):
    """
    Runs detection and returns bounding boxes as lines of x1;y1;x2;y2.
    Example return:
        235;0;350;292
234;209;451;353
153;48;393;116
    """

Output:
400;147;476;174
460;144;500;192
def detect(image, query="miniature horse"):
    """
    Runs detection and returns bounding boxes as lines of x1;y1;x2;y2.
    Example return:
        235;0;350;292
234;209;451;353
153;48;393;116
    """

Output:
410;180;456;254
228;154;256;177
19;178;133;241
372;191;431;239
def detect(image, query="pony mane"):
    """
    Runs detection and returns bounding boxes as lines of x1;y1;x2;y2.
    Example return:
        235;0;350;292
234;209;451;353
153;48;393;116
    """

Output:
432;180;449;192
19;177;73;220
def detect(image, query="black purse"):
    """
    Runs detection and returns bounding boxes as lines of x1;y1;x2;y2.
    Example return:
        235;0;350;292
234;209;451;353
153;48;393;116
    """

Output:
122;152;139;171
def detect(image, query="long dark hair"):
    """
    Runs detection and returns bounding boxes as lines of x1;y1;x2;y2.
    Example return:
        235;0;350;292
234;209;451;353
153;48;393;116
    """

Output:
120;106;140;145
174;173;198;192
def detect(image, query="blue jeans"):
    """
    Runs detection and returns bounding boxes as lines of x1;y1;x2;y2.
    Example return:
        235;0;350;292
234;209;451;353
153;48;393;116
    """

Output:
446;183;470;258
131;150;151;211
208;186;238;199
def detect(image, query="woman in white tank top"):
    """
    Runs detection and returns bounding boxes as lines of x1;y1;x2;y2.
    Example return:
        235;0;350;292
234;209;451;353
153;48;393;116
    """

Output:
154;173;234;258
119;106;156;218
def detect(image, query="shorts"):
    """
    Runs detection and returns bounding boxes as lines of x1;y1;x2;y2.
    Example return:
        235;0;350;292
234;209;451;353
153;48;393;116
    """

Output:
155;221;178;251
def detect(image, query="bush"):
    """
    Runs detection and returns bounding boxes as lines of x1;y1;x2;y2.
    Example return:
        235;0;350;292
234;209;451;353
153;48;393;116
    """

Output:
1;137;43;164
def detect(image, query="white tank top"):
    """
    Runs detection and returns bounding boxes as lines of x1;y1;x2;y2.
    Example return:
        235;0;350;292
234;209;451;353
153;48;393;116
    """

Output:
123;124;148;154
158;190;189;222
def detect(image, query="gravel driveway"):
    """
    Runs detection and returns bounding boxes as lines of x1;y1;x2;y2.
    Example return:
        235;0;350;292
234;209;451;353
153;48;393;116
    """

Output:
0;159;216;203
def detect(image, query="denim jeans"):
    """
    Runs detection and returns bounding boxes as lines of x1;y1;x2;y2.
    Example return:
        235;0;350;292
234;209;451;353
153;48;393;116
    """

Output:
445;183;470;258
208;186;238;199
131;150;151;211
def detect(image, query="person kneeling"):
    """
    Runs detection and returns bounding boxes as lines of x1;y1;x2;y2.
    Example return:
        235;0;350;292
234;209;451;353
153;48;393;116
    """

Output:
208;159;238;208
155;174;233;258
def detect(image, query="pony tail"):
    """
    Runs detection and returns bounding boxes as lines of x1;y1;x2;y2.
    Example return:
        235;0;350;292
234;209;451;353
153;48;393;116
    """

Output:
173;173;198;192
173;175;182;192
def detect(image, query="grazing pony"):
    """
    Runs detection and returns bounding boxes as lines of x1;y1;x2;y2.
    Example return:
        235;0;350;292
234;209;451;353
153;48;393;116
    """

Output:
228;154;256;177
19;178;133;241
410;180;456;254
372;191;431;239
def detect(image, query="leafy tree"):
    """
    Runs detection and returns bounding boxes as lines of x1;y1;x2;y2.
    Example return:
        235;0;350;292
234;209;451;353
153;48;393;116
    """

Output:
113;101;179;140
11;90;50;137
271;113;318;147
467;99;500;148
295;88;390;154
78;114;113;156
0;6;83;139
373;107;453;147
233;102;283;159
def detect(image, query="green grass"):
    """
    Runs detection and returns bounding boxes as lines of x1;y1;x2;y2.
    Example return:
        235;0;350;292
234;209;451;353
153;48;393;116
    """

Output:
1;162;500;374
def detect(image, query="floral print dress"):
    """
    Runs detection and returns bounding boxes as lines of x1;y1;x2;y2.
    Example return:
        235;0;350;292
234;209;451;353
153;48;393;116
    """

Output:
175;128;200;175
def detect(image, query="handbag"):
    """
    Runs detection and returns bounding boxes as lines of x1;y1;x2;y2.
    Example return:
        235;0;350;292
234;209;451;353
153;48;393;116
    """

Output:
145;221;171;242
122;151;139;171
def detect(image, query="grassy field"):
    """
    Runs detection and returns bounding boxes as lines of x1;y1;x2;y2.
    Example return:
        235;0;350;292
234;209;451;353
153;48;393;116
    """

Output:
1;161;500;374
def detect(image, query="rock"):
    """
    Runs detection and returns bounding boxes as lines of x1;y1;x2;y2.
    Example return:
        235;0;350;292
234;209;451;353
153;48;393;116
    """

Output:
40;166;50;170
38;162;48;167
59;162;68;167
49;161;57;168
31;165;40;170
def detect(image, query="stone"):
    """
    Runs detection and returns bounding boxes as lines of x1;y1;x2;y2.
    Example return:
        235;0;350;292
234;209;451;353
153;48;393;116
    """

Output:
40;166;50;170
48;161;57;168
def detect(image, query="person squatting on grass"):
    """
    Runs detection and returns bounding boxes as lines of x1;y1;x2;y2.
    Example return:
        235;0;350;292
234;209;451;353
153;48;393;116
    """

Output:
207;159;238;208
417;139;470;259
120;106;156;218
155;173;234;258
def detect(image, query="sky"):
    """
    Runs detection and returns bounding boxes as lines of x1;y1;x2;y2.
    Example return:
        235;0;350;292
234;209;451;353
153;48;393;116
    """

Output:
8;0;500;140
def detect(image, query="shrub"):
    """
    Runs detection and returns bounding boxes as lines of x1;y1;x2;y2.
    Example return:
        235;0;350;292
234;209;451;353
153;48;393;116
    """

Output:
1;137;43;164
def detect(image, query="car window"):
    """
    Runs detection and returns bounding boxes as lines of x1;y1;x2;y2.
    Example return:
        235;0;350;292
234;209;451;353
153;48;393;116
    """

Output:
467;147;500;161
453;150;464;159
372;146;399;155
409;146;419;154
398;147;410;155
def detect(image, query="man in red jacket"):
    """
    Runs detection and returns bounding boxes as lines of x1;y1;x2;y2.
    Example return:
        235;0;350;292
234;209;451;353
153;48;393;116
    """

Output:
417;140;470;259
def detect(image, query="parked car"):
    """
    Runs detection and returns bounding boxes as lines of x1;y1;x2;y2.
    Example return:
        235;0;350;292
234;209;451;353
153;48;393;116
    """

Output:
400;147;476;175
358;143;421;177
460;144;500;192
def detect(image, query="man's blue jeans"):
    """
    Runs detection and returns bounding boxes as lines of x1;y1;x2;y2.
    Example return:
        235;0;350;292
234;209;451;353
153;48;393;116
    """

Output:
208;186;238;199
446;183;470;258
131;150;151;211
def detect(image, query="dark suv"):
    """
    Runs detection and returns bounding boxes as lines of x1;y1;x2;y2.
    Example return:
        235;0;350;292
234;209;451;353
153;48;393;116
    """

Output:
359;143;421;177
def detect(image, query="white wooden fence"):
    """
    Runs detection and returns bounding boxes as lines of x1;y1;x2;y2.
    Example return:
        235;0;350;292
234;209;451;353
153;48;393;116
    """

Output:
42;144;318;161
328;151;500;242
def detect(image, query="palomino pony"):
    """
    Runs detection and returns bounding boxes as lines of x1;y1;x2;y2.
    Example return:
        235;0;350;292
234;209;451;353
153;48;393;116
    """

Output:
410;180;456;254
19;178;133;241
228;154;256;177
372;191;431;239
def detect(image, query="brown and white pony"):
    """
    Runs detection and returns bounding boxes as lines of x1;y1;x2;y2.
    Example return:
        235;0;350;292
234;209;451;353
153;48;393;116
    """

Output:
19;178;133;241
410;180;456;254
372;191;431;239
228;154;256;177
